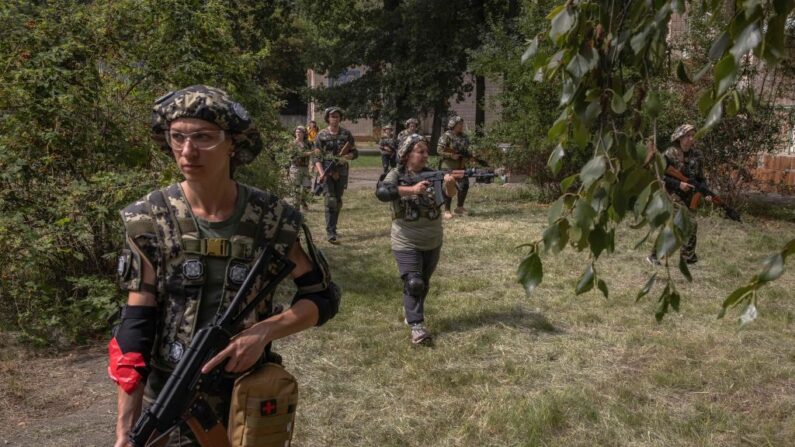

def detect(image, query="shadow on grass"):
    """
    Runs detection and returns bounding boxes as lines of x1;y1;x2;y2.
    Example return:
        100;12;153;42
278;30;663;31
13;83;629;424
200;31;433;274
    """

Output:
435;306;561;335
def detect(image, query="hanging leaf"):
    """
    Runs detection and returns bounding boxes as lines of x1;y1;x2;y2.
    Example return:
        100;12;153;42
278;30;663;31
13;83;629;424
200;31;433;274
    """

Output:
655;226;679;258
718;285;753;318
566;53;591;79
543;219;570;254
548;195;567;225
708;32;730;61
758;253;784;283
715;55;737;97
643;91;661;118
561;173;579;191
597;279;609;299
676;61;691;83
517;252;544;296
580;156;606;187
703;100;723;130
550;7;575;42
739;303;758;326
678;255;693;282
521;36;539;64
644;190;670;227
610;90;627;114
636;273;657;302
547;143;566;175
575;264;594;295
729;24;762;59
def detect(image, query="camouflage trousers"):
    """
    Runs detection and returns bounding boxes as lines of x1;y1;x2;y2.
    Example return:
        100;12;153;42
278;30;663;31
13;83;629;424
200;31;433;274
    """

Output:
143;367;235;446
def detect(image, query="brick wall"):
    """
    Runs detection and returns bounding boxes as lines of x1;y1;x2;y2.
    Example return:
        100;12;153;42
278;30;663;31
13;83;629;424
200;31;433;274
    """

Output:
752;154;795;192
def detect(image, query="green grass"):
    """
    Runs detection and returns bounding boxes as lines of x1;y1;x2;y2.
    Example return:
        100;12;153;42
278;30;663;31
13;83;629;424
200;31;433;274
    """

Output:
349;153;443;169
272;180;795;446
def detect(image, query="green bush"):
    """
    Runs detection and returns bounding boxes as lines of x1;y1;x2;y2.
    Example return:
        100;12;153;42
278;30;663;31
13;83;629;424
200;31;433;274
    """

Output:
0;0;291;346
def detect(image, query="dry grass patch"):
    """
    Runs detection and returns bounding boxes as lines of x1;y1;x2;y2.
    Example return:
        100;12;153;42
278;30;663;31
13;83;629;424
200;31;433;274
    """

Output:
280;183;795;446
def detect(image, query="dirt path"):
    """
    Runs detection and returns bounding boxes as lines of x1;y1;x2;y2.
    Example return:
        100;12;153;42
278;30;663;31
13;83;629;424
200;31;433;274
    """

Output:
1;348;115;446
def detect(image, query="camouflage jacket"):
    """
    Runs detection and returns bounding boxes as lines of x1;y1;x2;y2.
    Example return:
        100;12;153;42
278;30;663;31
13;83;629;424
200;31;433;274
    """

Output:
290;140;312;168
117;183;302;370
662;146;706;199
396;129;412;146
378;137;397;157
313;127;358;176
438;130;471;170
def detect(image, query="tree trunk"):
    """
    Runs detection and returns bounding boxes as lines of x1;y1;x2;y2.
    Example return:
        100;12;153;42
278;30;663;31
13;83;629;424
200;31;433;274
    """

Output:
475;74;485;136
430;101;445;155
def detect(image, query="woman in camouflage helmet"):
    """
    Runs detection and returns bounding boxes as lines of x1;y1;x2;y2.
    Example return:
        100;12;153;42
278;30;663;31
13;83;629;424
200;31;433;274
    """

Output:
397;117;419;144
438;115;472;219
375;134;457;345
111;85;340;446
289;125;313;210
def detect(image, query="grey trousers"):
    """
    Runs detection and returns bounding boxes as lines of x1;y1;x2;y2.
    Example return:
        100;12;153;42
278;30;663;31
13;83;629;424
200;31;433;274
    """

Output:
393;246;442;325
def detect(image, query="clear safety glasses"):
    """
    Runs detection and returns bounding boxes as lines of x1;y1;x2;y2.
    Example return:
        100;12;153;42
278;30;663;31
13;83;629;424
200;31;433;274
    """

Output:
165;130;227;151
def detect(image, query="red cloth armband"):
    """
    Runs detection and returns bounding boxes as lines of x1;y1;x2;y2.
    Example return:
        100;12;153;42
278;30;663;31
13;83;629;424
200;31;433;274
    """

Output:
108;337;146;394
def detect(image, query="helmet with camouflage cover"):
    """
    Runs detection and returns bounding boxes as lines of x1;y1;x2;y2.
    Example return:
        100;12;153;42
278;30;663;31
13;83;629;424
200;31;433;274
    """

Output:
323;106;344;123
151;85;262;169
404;118;419;127
397;133;428;161
382;124;394;130
447;115;464;130
670;124;696;143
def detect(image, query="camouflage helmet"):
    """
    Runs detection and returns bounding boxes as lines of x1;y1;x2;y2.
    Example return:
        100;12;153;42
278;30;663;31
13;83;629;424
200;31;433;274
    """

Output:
323;106;344;123
670;124;696;143
382;124;394;130
294;125;307;134
447;115;464;130
404;118;419;127
397;133;428;160
151;85;262;168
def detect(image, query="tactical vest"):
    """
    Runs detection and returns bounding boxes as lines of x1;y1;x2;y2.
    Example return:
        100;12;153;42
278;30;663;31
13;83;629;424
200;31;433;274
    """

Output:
119;184;301;370
390;169;441;221
440;131;470;170
315;128;353;176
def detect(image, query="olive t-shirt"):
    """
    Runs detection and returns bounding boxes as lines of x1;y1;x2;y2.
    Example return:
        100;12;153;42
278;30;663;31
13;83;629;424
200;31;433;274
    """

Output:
382;168;443;252
193;184;250;329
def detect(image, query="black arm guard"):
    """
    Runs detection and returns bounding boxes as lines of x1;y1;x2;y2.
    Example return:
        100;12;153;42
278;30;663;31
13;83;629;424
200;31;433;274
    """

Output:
112;305;157;379
376;181;400;202
292;269;341;326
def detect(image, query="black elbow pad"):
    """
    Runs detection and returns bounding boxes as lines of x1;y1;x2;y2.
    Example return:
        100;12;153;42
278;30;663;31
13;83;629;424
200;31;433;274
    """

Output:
293;270;341;326
375;181;400;202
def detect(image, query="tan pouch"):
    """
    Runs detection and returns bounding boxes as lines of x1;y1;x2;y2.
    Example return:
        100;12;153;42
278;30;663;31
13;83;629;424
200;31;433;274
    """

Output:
228;363;298;447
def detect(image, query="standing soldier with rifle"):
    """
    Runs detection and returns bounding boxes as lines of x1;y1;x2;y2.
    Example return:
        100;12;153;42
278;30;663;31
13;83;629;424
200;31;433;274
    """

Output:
109;86;340;447
378;124;398;176
375;134;457;345
288;125;313;210
647;123;739;266
313;107;358;244
438;115;473;219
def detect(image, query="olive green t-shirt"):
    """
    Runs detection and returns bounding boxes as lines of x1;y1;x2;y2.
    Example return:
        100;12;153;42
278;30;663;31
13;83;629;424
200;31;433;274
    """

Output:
382;168;443;252
194;184;250;329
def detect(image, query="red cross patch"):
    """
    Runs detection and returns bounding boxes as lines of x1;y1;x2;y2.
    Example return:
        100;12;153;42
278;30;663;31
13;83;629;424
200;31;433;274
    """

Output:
260;399;277;416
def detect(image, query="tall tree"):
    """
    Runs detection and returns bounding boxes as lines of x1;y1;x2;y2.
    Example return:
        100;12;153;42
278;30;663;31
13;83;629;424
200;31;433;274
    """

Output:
299;0;516;149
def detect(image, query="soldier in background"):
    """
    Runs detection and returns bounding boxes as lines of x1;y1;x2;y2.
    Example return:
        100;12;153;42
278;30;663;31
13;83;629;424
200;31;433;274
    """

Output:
313;107;358;244
289;125;313;210
378;124;398;176
397;117;419;144
437;115;471;219
648;123;703;265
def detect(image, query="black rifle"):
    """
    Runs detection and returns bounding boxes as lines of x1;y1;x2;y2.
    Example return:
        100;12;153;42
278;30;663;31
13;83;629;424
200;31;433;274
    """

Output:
398;168;496;207
665;165;741;222
312;159;338;195
129;245;295;447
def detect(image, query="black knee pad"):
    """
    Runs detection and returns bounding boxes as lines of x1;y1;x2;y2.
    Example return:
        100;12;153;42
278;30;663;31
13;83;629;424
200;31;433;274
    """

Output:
404;273;425;298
